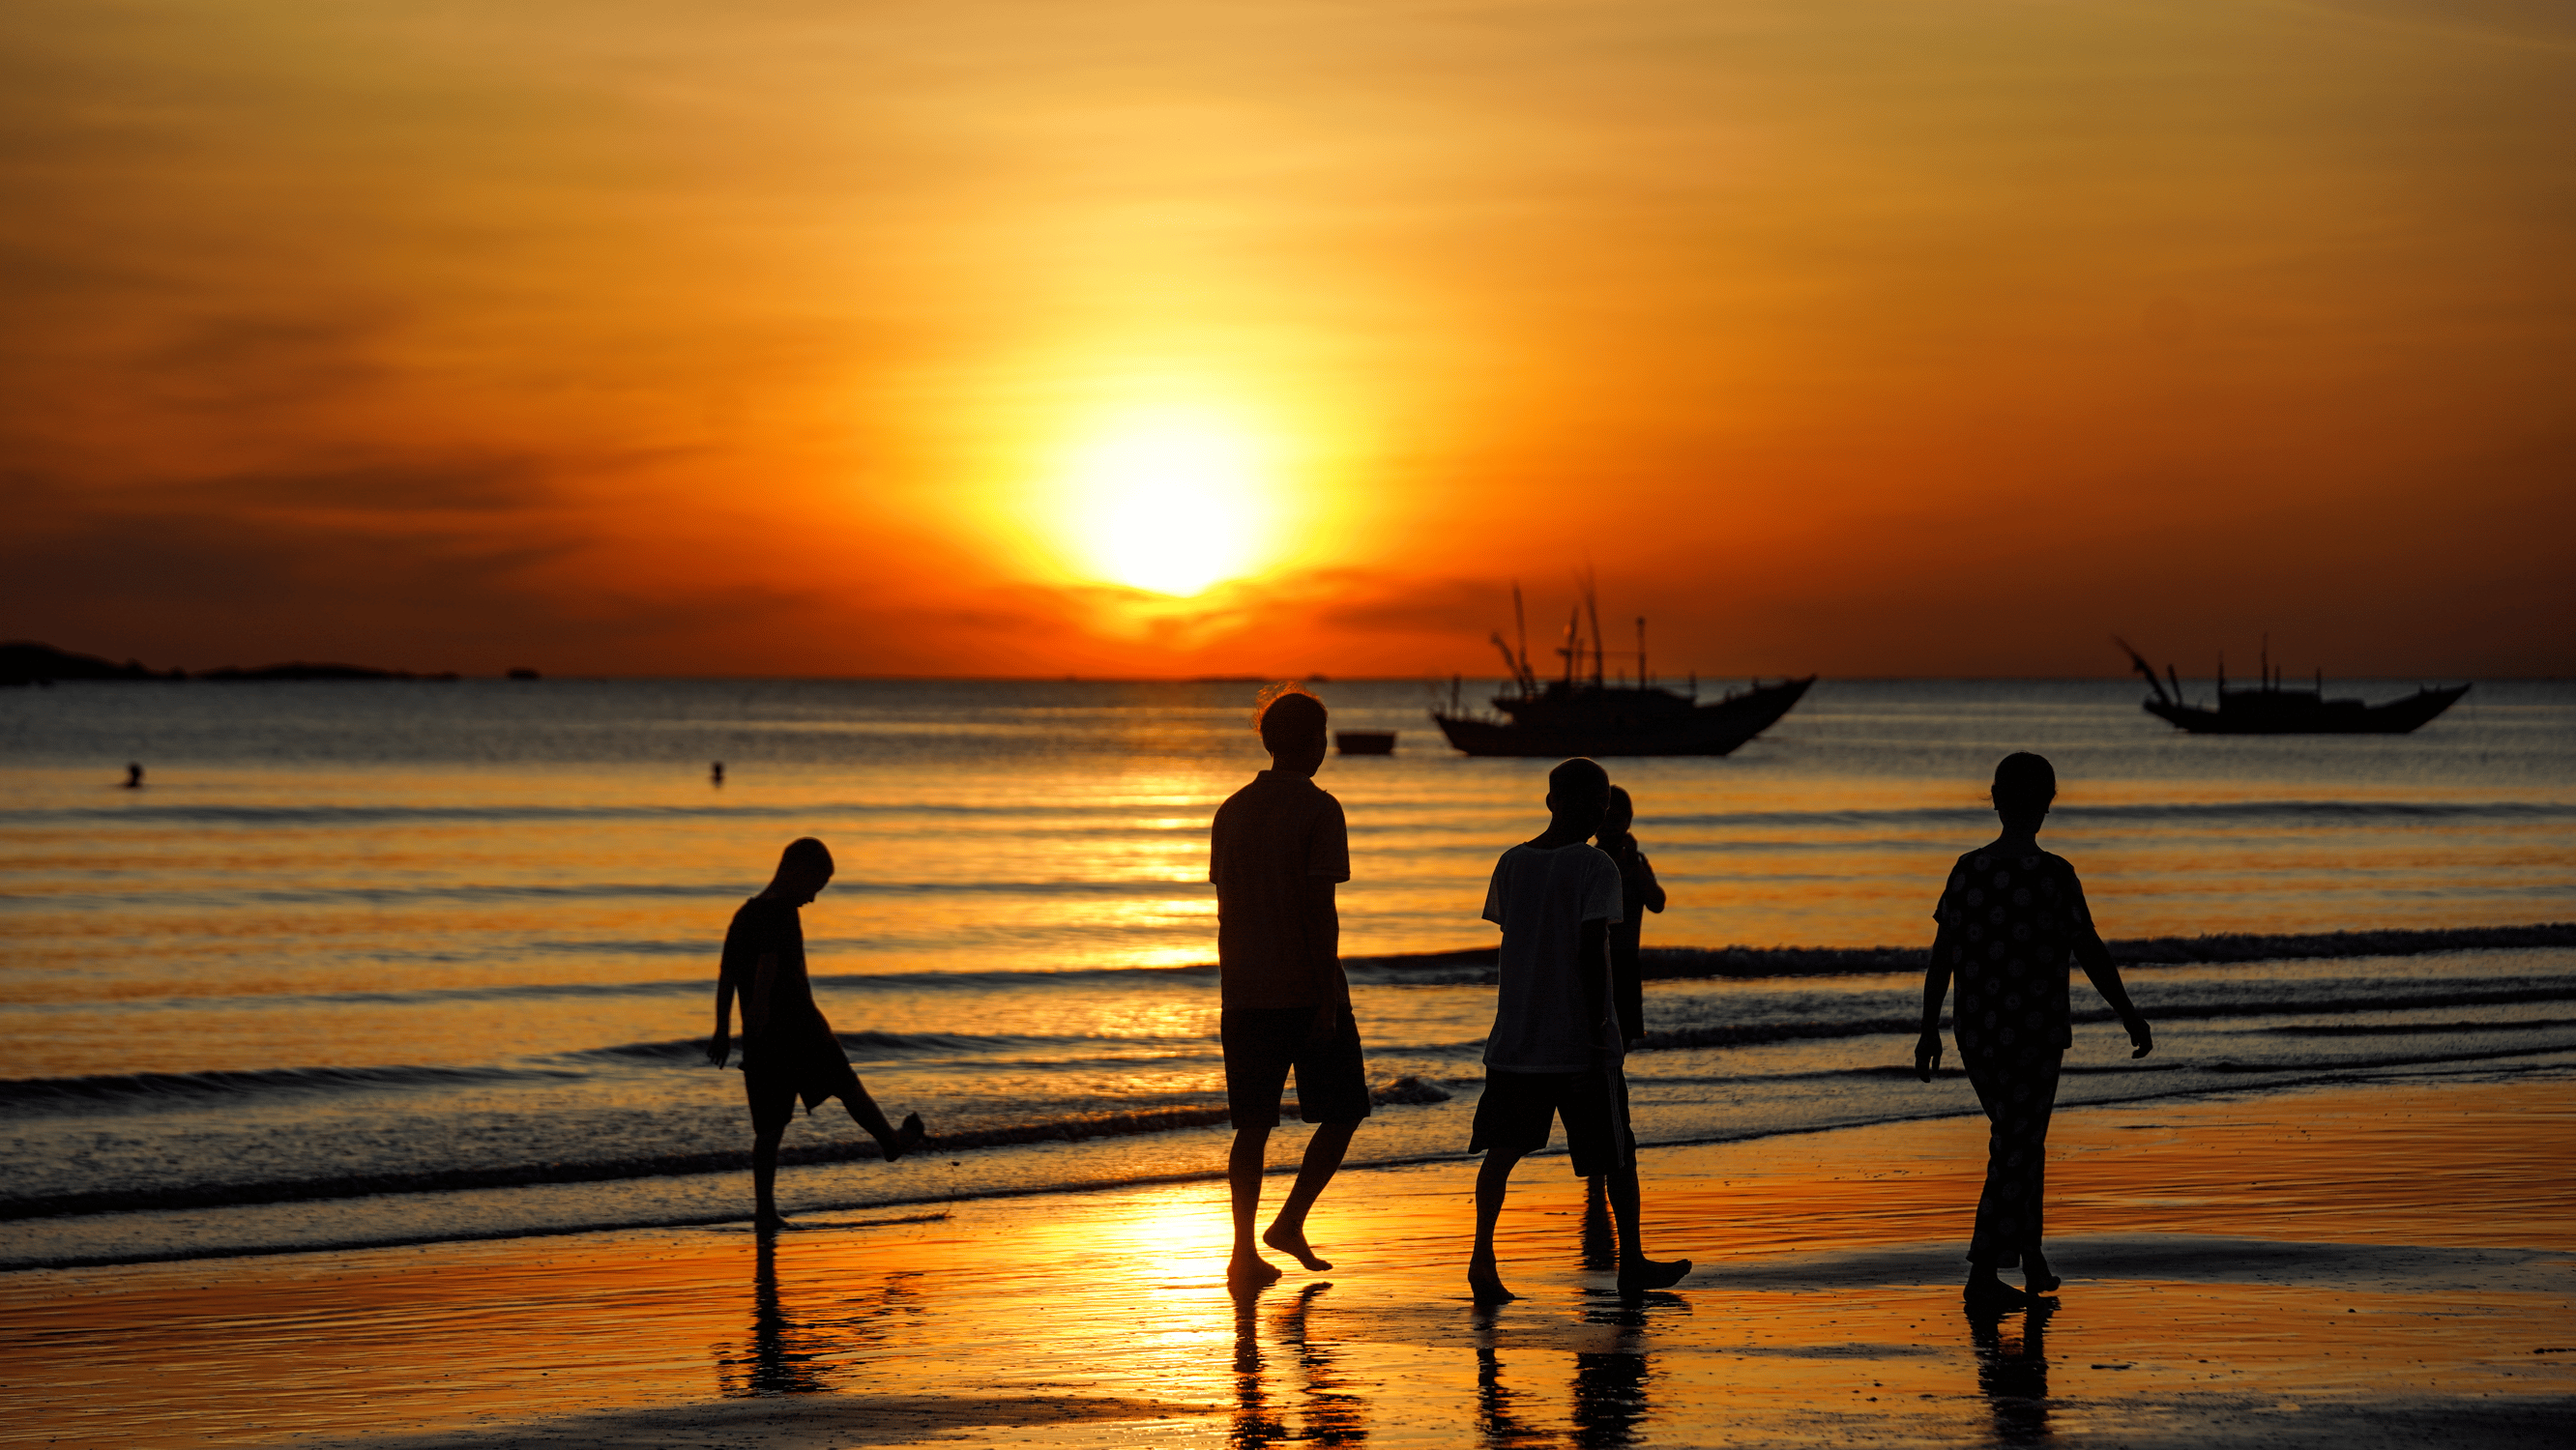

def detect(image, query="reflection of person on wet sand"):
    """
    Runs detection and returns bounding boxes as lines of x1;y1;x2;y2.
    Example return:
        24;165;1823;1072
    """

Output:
707;837;924;1230
1469;758;1689;1302
1968;1300;2053;1445
1210;685;1366;1288
1916;753;2152;1306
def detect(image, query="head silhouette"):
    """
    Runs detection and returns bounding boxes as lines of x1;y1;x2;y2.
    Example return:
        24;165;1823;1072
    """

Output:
1600;785;1635;839
1254;683;1329;774
1547;758;1612;836
766;836;834;903
1990;752;2057;831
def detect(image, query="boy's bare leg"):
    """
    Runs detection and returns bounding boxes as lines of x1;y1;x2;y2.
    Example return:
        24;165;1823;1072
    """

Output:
1470;1149;1524;1302
1606;1162;1691;1291
1228;1124;1283;1287
1263;1120;1356;1271
752;1123;787;1230
839;1080;926;1161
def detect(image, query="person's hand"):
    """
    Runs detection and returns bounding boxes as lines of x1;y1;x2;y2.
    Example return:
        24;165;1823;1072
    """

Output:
2126;1017;2153;1059
706;1030;730;1068
1305;1003;1339;1048
1915;1029;1944;1083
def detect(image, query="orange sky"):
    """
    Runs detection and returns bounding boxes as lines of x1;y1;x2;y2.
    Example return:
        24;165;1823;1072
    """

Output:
3;0;2571;678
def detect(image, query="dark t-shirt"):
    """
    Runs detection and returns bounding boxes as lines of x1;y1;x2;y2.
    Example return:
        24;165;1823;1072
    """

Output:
720;896;852;1102
1209;771;1351;1008
1931;846;2109;1054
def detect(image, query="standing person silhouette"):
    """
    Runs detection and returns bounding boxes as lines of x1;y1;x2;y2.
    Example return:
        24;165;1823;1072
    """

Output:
707;837;923;1230
1470;758;1689;1302
1210;684;1366;1288
1594;786;1666;1050
1916;753;2153;1305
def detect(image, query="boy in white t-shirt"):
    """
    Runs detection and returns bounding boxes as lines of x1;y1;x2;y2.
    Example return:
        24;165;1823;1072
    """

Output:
1468;757;1692;1302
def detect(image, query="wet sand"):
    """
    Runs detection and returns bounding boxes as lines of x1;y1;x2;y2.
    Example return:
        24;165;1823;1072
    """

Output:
7;1076;2571;1448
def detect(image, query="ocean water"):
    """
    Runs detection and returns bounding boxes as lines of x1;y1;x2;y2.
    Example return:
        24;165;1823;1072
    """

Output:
4;678;2573;1269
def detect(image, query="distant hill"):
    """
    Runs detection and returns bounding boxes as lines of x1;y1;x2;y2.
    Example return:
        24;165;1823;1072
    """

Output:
1;642;183;685
2;642;459;685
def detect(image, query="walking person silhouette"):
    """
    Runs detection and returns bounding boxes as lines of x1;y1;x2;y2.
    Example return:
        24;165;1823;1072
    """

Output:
1916;753;2152;1305
1210;685;1367;1288
708;837;924;1230
1470;758;1689;1302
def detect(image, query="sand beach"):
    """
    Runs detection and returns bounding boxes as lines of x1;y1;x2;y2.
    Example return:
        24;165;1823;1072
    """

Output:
9;1074;2569;1448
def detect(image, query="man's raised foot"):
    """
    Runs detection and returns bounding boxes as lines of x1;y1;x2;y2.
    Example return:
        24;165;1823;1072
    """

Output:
1616;1257;1691;1294
1262;1223;1332;1272
1468;1257;1517;1304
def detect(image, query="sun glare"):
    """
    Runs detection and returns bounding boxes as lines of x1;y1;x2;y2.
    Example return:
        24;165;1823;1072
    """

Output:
1062;410;1271;596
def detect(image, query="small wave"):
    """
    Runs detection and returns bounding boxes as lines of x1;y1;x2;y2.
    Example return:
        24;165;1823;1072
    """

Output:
2262;1018;2576;1036
1645;800;2576;832
572;1030;1059;1065
0;1062;579;1112
1634;923;2576;979
0;1076;1451;1221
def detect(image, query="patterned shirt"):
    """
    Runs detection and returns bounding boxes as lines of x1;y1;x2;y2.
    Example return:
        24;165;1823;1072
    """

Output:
1931;846;2110;1053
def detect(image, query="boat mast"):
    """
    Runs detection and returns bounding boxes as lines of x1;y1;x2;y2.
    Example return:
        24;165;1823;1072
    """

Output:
1636;617;1648;687
1511;583;1531;697
1583;576;1605;689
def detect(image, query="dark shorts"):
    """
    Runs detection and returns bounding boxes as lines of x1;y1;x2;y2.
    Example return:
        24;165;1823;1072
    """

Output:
1221;1006;1372;1127
744;1054;862;1135
1470;1064;1635;1177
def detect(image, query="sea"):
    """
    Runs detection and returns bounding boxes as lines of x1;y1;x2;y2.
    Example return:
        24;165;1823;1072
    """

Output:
4;678;2573;1271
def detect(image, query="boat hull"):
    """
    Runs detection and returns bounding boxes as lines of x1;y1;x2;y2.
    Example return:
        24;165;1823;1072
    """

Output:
2143;683;2470;735
1432;677;1815;757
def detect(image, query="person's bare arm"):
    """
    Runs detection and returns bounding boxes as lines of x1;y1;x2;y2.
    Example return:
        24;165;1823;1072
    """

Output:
2077;933;2152;1058
1638;852;1667;914
1304;877;1344;1043
1916;932;1952;1082
708;972;735;1066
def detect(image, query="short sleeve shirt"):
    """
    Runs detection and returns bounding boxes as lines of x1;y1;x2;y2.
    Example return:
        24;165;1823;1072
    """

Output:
1209;771;1351;1008
1932;847;2096;1053
1481;843;1625;1071
720;898;825;1046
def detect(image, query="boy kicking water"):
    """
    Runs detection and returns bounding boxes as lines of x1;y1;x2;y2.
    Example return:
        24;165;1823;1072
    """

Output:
708;837;924;1229
1210;685;1367;1288
1470;758;1690;1302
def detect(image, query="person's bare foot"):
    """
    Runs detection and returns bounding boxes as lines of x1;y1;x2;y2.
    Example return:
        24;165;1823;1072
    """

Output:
877;1112;927;1163
1616;1257;1692;1293
2023;1250;2061;1293
1469;1258;1517;1304
1965;1273;2033;1309
1263;1223;1332;1272
1227;1251;1282;1289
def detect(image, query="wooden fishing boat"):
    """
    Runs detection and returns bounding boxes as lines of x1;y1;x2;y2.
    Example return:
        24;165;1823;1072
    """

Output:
2117;638;2468;736
1432;582;1814;757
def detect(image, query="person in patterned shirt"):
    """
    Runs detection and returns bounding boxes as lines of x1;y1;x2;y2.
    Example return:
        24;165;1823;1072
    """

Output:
1915;752;2152;1307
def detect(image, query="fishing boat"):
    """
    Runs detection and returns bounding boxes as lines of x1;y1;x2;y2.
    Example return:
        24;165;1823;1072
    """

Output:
2116;638;2468;735
1432;583;1814;757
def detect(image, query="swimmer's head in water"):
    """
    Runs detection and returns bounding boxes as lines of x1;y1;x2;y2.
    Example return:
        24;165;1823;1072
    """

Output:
1990;752;2057;824
770;836;835;900
1253;683;1328;757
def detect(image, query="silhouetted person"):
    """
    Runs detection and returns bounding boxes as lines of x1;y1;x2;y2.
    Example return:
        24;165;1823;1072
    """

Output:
1211;685;1365;1288
1469;758;1689;1302
711;761;725;787
123;763;143;789
1593;786;1666;1049
708;837;923;1229
1916;753;2152;1306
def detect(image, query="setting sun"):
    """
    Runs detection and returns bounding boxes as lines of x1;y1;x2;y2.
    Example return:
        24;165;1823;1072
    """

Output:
1060;409;1272;596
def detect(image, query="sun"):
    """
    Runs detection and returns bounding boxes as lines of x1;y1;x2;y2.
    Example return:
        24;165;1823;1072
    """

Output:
1060;408;1271;596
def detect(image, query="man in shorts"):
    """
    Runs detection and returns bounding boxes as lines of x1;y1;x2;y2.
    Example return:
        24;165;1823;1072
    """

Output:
1469;758;1691;1302
1210;685;1368;1288
708;837;924;1230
